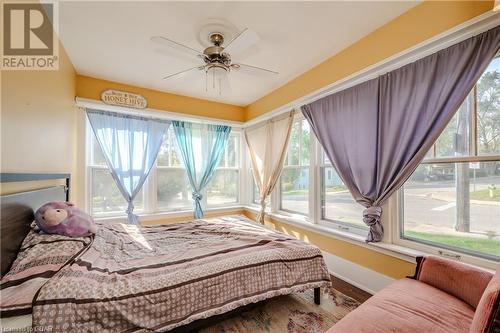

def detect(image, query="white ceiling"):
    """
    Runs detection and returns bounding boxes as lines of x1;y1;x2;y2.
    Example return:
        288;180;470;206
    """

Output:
59;1;419;106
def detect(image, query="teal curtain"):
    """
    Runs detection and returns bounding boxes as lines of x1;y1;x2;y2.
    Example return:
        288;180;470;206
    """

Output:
172;121;231;218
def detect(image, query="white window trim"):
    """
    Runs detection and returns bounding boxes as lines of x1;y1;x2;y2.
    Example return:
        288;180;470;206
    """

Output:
389;71;500;270
84;117;243;218
390;191;499;270
278;115;312;219
206;131;243;208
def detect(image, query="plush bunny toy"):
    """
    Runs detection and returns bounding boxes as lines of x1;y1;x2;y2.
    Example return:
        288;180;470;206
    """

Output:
35;201;97;237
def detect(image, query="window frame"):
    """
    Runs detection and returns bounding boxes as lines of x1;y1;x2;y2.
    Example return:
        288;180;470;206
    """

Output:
206;131;243;208
317;152;368;237
394;72;500;267
85;119;243;218
86;121;148;217
277;114;314;219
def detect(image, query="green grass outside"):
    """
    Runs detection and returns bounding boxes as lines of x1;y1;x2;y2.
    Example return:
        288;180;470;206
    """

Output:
325;186;346;193
470;188;500;202
405;230;500;257
282;186;346;196
281;189;308;195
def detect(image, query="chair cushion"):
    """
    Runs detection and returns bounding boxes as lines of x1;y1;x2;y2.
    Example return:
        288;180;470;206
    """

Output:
415;256;492;309
327;278;475;333
469;266;500;333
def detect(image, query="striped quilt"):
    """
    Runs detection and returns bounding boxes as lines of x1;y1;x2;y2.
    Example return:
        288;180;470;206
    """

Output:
2;215;330;332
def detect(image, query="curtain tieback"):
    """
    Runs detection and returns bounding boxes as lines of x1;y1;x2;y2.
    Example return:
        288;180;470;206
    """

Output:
259;198;267;212
362;206;382;225
126;202;135;215
257;198;267;224
192;192;203;202
362;206;383;242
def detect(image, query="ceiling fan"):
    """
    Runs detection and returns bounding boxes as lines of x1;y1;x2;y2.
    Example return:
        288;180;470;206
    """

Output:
151;28;279;94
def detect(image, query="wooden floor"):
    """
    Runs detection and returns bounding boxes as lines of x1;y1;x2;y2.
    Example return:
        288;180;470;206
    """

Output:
330;275;372;303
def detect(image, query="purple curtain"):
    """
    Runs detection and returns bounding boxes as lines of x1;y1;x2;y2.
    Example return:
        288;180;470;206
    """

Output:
302;26;500;242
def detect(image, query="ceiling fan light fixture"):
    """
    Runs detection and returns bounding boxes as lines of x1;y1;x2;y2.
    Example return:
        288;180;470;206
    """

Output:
206;63;229;95
153;26;278;95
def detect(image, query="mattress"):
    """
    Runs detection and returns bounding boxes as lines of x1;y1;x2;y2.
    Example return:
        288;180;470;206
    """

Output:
1;215;330;332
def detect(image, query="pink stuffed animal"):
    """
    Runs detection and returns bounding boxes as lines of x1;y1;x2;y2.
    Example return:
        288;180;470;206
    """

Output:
35;201;97;237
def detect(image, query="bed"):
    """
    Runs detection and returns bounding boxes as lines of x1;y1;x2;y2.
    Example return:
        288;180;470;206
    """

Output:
0;173;331;332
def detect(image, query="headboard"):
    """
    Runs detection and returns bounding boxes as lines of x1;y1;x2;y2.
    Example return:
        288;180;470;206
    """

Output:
0;173;70;276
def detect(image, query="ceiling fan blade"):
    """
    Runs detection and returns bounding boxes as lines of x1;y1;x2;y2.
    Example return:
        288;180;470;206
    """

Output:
151;36;205;59
223;28;259;54
231;63;279;75
163;66;204;80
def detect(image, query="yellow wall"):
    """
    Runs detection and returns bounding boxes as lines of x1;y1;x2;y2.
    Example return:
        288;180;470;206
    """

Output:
245;0;495;119
1;43;78;200
76;75;245;122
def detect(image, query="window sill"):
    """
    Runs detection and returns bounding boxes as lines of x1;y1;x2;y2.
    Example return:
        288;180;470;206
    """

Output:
94;205;246;224
243;206;420;264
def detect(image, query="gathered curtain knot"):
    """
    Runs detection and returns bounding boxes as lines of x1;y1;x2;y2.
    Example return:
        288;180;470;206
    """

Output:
126;202;135;215
362;205;382;226
192;192;203;202
259;198;267;211
362;205;384;242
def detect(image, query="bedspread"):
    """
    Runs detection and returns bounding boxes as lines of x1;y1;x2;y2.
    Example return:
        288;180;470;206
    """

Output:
29;215;330;332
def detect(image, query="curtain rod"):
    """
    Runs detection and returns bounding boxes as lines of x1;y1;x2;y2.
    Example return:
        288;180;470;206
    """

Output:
75;97;245;128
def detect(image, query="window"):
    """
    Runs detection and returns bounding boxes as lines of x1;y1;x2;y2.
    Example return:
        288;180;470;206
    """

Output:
252;177;260;204
250;175;270;207
280;117;310;215
87;121;241;217
320;152;365;231
207;132;240;206
400;56;500;260
88;135;144;216
156;127;191;212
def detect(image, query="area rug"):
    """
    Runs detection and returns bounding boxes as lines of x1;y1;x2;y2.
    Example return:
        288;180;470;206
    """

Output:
197;287;360;333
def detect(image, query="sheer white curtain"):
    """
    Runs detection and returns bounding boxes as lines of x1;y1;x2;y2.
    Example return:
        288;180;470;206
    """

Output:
86;109;171;224
245;111;294;223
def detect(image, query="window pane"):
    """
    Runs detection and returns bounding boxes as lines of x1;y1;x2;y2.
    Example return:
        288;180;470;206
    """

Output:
281;167;309;215
157;168;191;211
286;121;301;166
253;179;260;204
251;176;270;206
157;128;182;167
219;134;239;168
321;167;365;228
477;56;500;156
91;137;107;166
403;162;500;259
207;169;239;206
300;121;310;165
91;168;143;215
435;96;471;158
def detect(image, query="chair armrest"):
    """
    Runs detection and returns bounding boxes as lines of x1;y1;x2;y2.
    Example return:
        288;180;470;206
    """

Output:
412;256;493;309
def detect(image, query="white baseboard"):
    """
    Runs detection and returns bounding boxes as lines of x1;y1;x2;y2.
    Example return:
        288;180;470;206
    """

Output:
321;251;395;295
